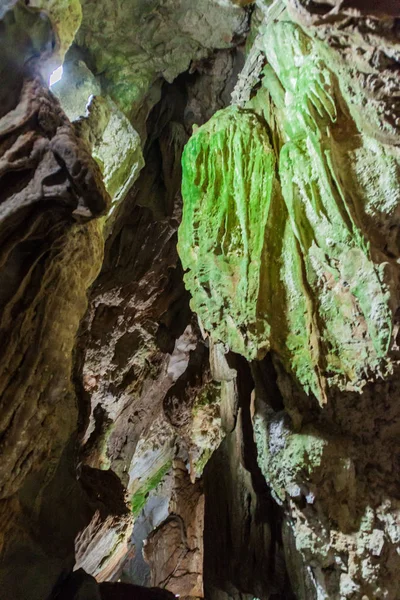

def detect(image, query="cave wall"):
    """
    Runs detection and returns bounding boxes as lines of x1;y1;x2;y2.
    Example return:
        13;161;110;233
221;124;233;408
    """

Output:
178;2;400;599
0;1;250;598
0;1;400;600
0;3;110;598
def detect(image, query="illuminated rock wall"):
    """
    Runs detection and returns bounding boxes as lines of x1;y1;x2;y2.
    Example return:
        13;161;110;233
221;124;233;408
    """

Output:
179;6;400;599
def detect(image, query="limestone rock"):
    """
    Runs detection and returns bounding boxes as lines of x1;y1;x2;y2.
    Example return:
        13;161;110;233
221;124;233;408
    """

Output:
75;0;249;117
28;0;82;68
285;0;400;145
0;4;111;598
202;362;290;600
53;60;145;215
0;71;109;500
2;1;400;599
178;106;278;361
178;19;397;404
75;466;134;581
143;460;204;599
178;5;400;599
164;343;224;480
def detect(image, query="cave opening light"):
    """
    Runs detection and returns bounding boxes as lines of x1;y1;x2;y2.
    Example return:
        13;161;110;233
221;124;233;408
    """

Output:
49;65;63;87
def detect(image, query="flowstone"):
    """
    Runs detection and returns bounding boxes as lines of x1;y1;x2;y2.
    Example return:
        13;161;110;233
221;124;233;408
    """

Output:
178;21;394;404
178;106;278;360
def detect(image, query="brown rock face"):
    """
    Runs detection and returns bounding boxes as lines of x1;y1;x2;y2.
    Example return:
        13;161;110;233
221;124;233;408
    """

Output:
73;54;244;583
0;74;109;498
143;460;204;599
75;466;133;581
287;0;400;20
0;3;110;598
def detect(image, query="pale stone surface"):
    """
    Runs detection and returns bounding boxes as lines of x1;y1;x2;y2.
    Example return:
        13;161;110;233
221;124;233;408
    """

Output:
75;0;249;116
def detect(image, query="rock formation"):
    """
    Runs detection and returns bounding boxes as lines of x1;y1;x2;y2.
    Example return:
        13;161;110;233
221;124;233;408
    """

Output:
0;1;400;600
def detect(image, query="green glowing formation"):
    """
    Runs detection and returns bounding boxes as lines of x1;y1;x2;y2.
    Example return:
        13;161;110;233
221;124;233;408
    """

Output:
130;461;172;517
178;22;393;403
178;106;277;360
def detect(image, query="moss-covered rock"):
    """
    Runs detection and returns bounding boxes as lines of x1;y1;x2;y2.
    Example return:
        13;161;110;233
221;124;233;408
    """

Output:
178;21;394;404
131;461;172;517
178;106;278;360
190;382;223;478
75;0;248;117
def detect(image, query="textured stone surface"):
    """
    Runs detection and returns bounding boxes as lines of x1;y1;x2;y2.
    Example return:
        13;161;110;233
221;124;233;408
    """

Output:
252;359;400;599
0;4;110;599
144;460;204;599
51;49;102;121
178;18;397;404
0;71;109;500
78;129;189;483
29;0;82;70
74;56;241;583
203;358;293;600
75;0;249;117
2;1;400;599
178;3;400;599
53;62;145;215
164;341;223;480
75;467;133;581
178;106;278;361
285;0;400;145
286;0;400;22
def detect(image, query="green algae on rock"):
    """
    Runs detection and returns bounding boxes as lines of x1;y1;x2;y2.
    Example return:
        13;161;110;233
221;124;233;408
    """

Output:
190;381;223;479
178;106;278;361
75;0;248;117
262;21;393;396
178;22;394;403
131;461;172;517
